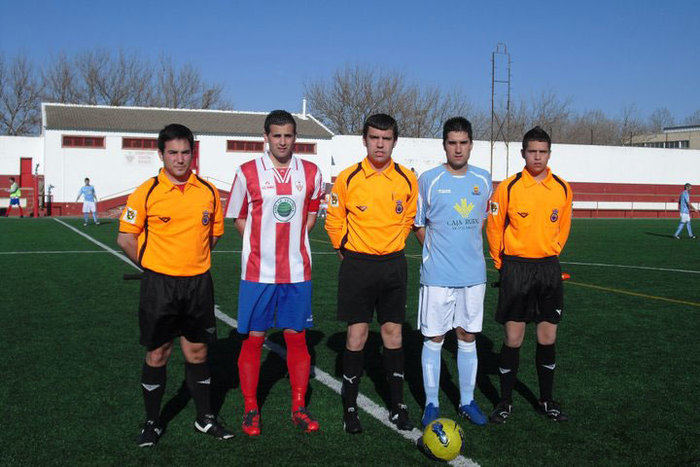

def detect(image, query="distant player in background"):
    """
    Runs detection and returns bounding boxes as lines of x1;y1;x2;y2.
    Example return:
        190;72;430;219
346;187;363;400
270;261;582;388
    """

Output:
414;117;491;428
117;123;232;447
226;110;323;436
486;126;573;423
76;178;99;226
673;183;696;239
6;177;24;217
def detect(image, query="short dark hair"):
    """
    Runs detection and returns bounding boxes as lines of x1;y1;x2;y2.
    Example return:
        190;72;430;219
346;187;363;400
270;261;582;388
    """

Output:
9;176;15;182
264;110;297;135
522;126;551;150
443;117;473;143
362;113;399;139
158;124;194;153
685;183;692;189
84;177;90;182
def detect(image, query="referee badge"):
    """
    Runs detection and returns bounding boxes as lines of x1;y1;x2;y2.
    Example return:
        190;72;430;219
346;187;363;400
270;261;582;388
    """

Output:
490;201;499;216
395;199;404;214
123;207;137;224
550;209;559;222
202;210;210;225
330;192;339;207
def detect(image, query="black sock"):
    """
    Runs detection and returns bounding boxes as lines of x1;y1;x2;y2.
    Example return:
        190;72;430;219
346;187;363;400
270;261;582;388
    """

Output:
141;363;166;422
185;362;212;419
498;344;520;403
383;347;405;410
536;343;556;402
341;349;364;409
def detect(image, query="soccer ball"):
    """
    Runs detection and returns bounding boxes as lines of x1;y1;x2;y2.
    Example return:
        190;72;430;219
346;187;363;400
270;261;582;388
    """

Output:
422;418;465;461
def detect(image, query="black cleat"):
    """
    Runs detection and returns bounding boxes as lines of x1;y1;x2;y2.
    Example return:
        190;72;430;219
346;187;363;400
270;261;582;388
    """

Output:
194;414;235;439
389;403;414;431
137;420;163;448
538;400;569;422
489;400;513;424
343;406;363;434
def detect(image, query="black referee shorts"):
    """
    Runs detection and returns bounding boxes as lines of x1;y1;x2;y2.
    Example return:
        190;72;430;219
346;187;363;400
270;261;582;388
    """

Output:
139;269;217;351
495;255;563;325
337;250;407;325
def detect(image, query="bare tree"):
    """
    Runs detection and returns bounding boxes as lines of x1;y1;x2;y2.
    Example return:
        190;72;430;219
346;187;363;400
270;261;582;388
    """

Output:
618;103;647;145
43;52;83;103
684;109;700;126
155;56;230;109
305;65;473;138
564;110;619;145
0;53;43;135
648;107;675;132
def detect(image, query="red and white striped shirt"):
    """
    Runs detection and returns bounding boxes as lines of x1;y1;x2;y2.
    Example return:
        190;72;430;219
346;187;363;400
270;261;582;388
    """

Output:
225;154;323;283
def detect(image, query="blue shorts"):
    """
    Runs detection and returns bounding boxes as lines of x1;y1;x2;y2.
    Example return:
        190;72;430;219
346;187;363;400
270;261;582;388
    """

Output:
9;198;20;206
237;280;313;334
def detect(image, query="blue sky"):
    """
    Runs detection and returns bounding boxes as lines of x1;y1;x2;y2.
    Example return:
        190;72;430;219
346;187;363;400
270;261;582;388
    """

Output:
2;0;698;121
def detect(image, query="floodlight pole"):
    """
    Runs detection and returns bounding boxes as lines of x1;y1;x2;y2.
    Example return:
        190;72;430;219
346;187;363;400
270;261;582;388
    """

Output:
490;43;512;179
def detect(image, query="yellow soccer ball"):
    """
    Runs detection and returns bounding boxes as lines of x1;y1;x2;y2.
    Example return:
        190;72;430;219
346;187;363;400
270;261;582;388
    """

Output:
422;418;465;461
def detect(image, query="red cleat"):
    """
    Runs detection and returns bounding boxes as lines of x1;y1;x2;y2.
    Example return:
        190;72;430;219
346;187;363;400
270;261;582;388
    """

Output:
242;409;261;436
292;407;320;433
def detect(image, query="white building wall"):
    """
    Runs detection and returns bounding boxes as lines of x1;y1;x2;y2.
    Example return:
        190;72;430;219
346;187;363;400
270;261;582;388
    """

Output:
0;136;43;175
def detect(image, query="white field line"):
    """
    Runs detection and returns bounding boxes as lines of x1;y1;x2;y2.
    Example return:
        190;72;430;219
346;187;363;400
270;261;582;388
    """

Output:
53;217;478;467
559;260;700;275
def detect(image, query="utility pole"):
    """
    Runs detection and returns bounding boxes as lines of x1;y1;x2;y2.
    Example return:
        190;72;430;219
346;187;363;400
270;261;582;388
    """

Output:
490;43;512;178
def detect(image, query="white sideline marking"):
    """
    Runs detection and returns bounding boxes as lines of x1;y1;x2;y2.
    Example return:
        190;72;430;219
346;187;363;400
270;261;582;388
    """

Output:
0;250;107;255
53;218;478;466
560;260;700;275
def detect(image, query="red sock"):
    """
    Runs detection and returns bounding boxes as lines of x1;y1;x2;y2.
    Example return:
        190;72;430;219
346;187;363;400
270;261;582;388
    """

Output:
284;330;311;412
238;334;265;412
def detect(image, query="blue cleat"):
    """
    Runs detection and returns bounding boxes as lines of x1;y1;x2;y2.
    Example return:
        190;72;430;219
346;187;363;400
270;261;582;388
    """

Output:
459;400;488;426
421;403;440;428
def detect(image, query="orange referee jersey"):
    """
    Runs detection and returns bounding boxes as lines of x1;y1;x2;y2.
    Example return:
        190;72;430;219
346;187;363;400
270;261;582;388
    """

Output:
486;167;572;269
326;157;418;255
119;169;224;276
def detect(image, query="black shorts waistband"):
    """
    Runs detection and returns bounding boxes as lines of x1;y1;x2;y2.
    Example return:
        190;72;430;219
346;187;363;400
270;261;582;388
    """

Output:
143;268;211;279
502;255;558;264
342;249;405;261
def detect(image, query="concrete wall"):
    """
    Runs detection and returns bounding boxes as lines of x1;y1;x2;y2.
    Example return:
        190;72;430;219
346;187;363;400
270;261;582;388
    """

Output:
0;136;43;175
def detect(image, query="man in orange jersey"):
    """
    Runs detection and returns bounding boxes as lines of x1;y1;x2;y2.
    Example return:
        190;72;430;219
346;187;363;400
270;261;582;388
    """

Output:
485;126;573;424
326;113;418;434
117;124;233;447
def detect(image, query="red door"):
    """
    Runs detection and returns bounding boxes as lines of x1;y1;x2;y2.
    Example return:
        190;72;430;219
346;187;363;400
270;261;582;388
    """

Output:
191;141;200;174
20;158;32;187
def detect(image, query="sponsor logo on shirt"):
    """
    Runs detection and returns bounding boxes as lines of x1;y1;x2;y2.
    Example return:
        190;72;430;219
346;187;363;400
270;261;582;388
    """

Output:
453;198;475;218
263;180;275;190
356;205;367;211
437;189;451;194
273;196;297;222
158;216;171;223
123;207;137;224
202;210;210;225
490;201;499;215
550;209;559;222
517;212;529;218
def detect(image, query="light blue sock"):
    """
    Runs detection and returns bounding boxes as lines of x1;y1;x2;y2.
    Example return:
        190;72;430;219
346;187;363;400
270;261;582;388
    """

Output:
687;222;694;237
457;340;478;406
83;212;89;224
92;211;98;223
674;222;684;237
421;339;443;407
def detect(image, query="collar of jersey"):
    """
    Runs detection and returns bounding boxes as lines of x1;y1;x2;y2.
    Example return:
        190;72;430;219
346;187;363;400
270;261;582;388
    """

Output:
361;157;395;179
260;153;300;171
157;169;199;191
521;166;553;189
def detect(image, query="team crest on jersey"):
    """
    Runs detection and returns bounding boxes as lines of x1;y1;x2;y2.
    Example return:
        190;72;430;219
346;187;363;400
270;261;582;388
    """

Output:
473;185;480;195
295;180;304;192
550;209;559;222
490;202;499;216
330;192;339;207
395;200;404;214
123;207;137;224
202;210;210;225
273;196;297;222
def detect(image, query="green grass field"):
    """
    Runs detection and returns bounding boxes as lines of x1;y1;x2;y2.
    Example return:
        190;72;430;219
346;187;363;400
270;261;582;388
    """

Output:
1;217;698;466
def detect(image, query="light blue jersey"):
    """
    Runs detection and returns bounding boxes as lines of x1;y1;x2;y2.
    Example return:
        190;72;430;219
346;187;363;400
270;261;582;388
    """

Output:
415;164;492;287
679;191;690;214
78;185;96;202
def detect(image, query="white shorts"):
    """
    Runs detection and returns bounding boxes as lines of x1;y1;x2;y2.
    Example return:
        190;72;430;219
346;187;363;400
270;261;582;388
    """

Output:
82;201;96;213
417;283;486;337
680;213;690;223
